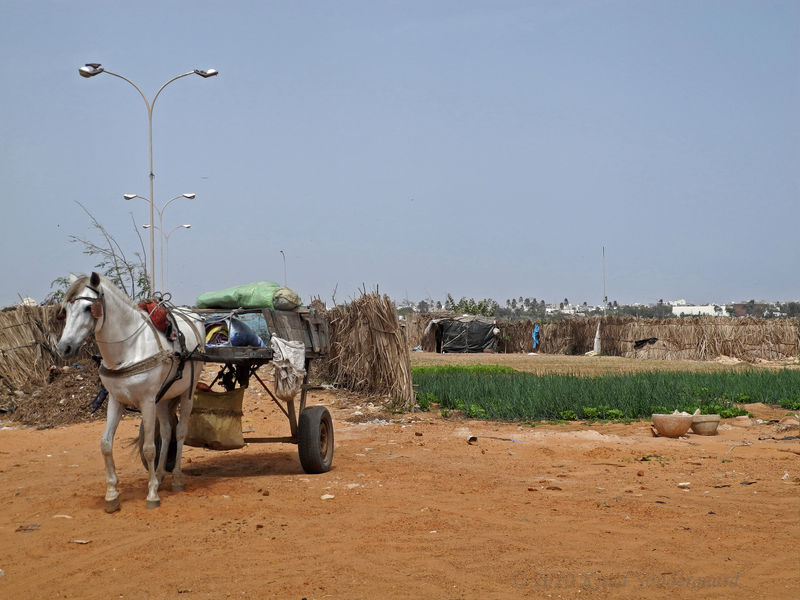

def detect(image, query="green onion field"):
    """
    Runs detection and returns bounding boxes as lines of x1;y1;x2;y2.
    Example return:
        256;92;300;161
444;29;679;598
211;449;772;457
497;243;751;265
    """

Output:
412;364;800;421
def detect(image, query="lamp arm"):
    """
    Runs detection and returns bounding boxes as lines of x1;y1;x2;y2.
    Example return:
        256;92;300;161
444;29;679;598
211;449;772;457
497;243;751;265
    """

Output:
161;194;185;214
101;70;152;114
151;71;195;111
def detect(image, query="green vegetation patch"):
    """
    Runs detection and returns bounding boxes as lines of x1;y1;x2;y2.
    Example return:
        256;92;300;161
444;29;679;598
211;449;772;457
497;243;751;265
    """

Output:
779;395;800;411
412;367;800;421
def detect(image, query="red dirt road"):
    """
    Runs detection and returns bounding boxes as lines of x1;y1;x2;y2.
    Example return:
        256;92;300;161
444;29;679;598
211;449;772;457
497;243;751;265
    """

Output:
1;381;798;599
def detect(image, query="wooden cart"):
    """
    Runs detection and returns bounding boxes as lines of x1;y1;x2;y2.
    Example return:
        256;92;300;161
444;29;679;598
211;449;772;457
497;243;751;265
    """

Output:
187;307;333;473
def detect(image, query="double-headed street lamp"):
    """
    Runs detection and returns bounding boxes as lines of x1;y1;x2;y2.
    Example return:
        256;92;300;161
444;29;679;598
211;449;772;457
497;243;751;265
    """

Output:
143;224;191;291
78;63;217;292
126;193;195;290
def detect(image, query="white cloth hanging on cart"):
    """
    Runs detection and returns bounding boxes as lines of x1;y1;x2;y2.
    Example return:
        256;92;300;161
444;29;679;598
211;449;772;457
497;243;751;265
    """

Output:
270;336;306;402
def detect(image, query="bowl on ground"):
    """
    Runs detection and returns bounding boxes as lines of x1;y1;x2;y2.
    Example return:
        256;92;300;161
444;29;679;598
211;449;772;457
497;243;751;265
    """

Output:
691;414;721;436
652;413;693;438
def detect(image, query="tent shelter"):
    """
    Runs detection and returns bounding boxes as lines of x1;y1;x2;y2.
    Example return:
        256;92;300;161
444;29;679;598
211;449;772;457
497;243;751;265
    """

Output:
422;315;499;353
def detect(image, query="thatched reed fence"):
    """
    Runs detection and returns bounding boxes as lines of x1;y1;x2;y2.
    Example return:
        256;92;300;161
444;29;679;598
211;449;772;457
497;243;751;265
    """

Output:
0;305;73;390
401;313;437;350
403;314;799;363
320;293;415;409
499;317;800;362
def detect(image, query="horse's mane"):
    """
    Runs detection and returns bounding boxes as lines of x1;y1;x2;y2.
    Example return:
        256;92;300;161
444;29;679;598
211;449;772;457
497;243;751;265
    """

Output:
96;274;140;310
63;273;140;311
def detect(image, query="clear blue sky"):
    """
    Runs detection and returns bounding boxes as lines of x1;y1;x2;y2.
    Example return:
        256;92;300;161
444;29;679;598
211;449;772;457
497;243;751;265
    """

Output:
1;1;798;308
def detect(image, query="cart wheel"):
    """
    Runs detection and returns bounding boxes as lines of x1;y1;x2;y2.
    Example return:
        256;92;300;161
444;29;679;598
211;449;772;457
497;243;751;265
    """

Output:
298;405;334;474
139;414;177;473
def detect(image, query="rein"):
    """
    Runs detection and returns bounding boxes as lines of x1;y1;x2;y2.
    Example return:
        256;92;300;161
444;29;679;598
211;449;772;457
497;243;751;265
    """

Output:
96;316;157;347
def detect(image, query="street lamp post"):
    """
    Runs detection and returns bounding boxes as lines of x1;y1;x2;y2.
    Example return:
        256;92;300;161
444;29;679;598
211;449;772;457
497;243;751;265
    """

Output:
143;224;191;291
126;192;195;290
79;63;217;293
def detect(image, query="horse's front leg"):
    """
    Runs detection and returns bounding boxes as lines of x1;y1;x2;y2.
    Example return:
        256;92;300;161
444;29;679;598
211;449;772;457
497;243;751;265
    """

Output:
100;396;124;513
171;384;195;492
139;403;162;509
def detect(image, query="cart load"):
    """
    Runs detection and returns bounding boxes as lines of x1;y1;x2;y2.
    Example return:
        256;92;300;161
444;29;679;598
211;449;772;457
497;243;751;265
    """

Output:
196;281;301;311
183;305;333;473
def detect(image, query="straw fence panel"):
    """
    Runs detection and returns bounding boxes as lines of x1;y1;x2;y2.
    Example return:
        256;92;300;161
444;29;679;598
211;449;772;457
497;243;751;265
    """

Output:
0;305;66;389
402;313;436;350
321;293;415;409
407;314;797;363
496;316;799;362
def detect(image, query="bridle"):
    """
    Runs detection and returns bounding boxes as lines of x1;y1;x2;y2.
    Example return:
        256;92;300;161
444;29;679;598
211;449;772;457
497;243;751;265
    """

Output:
58;283;156;346
58;282;105;326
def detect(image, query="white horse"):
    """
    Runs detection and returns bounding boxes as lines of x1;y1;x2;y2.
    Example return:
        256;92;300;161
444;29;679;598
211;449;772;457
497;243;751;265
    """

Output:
56;272;203;512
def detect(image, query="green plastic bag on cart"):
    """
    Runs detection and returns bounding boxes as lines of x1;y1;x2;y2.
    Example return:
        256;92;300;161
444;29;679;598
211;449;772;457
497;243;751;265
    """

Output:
196;281;301;310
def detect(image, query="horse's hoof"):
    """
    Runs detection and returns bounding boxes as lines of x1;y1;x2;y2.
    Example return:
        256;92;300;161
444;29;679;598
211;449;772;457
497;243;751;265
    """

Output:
172;483;184;492
145;499;161;510
105;498;121;513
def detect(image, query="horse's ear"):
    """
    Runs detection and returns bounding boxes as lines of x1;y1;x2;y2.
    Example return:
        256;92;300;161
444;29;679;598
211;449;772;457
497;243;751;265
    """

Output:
68;273;78;285
90;272;101;287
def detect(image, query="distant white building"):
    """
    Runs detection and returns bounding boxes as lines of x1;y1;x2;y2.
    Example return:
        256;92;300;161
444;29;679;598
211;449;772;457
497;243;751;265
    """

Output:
671;304;725;317
546;303;578;315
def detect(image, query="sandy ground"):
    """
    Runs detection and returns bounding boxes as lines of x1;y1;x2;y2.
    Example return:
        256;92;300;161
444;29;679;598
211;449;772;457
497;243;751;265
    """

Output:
1;359;799;600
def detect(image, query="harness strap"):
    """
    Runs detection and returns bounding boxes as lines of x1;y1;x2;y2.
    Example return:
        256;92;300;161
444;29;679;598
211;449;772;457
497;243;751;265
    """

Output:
175;311;204;351
99;350;174;378
153;310;203;404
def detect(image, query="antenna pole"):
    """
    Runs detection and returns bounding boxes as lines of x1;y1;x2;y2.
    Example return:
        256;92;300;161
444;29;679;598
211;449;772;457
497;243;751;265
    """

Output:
602;246;607;316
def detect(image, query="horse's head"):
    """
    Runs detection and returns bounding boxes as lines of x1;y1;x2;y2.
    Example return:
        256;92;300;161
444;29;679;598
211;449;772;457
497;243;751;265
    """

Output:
56;272;105;358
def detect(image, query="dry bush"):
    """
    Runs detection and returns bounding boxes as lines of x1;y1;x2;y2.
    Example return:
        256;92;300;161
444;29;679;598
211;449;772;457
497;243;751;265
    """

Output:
1;305;102;427
8;356;104;427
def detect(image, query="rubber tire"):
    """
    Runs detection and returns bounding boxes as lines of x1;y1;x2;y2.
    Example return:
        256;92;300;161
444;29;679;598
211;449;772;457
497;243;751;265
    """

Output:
298;405;334;474
139;414;177;473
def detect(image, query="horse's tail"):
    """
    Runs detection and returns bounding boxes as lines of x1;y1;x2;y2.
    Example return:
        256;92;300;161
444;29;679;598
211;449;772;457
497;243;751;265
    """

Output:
135;398;179;473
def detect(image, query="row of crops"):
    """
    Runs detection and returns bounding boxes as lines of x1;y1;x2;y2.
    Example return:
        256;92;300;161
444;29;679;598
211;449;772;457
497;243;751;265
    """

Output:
412;365;800;421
